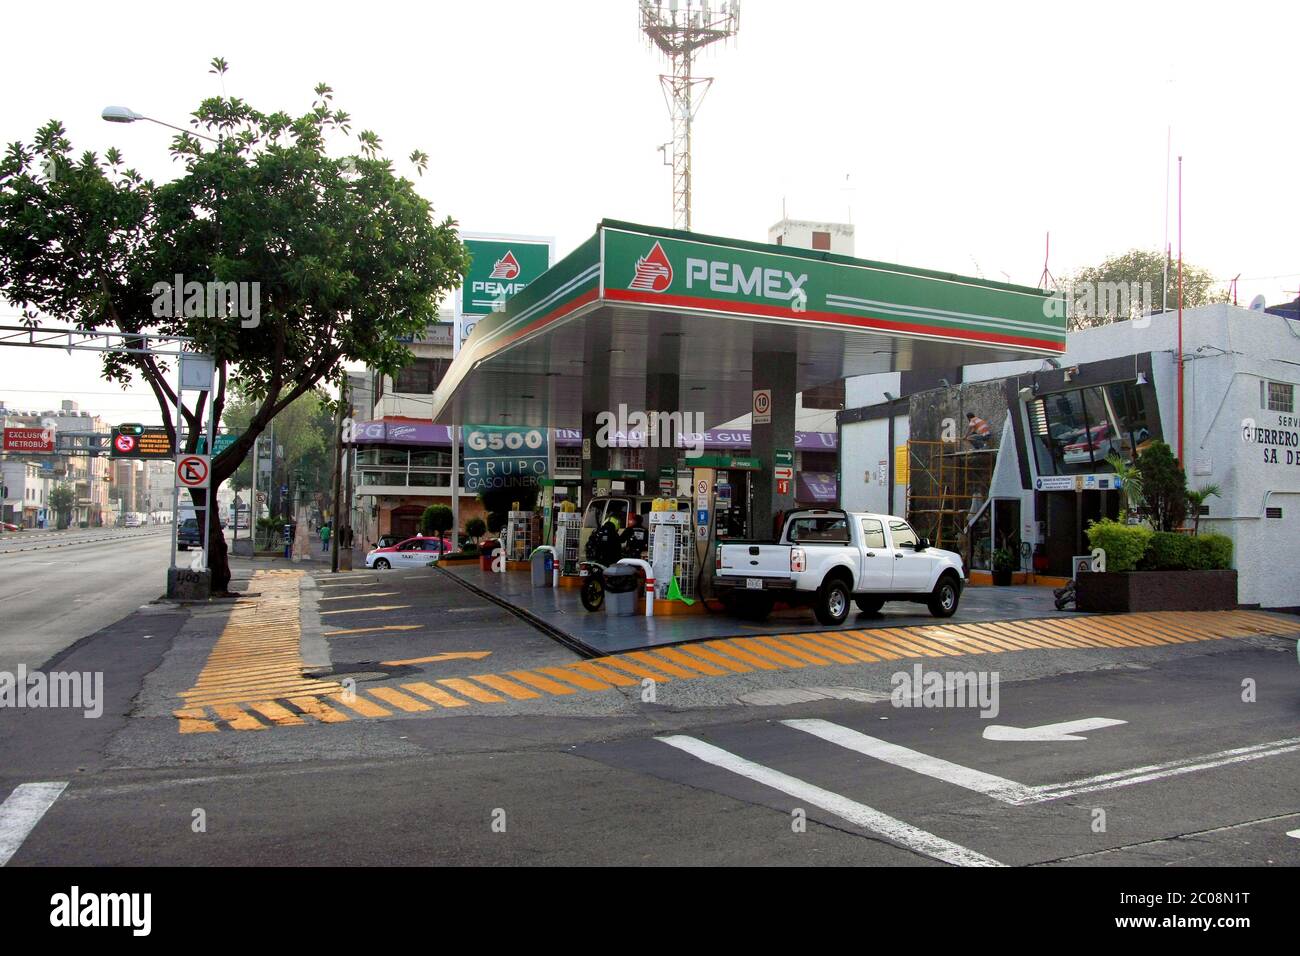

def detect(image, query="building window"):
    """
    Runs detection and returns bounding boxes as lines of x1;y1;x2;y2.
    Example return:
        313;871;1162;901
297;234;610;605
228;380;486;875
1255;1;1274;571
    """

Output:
802;378;845;410
811;231;831;251
393;358;451;394
1263;380;1294;413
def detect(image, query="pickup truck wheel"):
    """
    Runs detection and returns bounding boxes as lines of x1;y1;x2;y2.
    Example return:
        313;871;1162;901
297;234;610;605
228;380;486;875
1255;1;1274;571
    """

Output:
927;576;960;618
854;596;885;614
815;579;851;626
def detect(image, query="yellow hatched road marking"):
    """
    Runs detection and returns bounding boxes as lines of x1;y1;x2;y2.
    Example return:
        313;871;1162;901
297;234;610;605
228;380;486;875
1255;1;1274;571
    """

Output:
329;692;392;717
174;708;218;733
805;632;880;662
248;701;306;726
537;666;611;691
1011;621;1094;648
675;644;753;673
627;651;703;678
782;634;856;664
655;647;728;676
402;681;473;708
700;640;779;670
723;638;806;667
211;704;267;731
471;674;543;700
567;661;641;686
288;696;351;723
369;686;433;712
435;678;505;704
757;636;832;665
591;656;676;682
507;670;578;695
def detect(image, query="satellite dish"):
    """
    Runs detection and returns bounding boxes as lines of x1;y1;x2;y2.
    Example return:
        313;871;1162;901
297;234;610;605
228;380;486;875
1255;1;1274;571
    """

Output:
1248;294;1266;311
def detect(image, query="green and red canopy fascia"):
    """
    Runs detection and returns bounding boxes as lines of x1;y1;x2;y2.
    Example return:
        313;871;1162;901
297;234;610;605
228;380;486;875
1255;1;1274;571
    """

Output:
432;220;1066;420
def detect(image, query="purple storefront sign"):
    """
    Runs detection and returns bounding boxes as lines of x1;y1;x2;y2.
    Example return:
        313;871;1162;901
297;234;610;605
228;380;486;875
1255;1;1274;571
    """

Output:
796;472;838;504
351;421;836;451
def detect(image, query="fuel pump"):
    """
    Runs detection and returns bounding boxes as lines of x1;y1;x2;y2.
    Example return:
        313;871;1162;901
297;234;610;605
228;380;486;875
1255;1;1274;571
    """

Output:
690;466;718;601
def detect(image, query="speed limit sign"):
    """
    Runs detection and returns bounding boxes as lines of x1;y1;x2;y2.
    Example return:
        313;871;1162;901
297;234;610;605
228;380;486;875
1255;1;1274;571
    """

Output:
752;388;771;424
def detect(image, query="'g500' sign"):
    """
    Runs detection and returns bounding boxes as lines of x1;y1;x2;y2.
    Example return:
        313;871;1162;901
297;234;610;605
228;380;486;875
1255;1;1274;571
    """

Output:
462;425;549;492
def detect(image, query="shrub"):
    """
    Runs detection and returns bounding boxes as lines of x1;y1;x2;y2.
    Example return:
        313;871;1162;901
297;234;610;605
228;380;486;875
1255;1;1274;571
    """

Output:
486;511;506;535
464;516;486;543
420;504;452;536
1143;531;1193;570
1085;518;1152;572
1188;533;1233;570
1137;440;1188;532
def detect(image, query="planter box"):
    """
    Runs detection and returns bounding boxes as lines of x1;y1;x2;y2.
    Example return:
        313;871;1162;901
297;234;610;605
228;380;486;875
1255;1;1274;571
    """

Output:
1076;570;1238;612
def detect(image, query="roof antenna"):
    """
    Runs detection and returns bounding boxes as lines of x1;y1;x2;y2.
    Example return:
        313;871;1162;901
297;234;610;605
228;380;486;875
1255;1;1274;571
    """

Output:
1038;232;1055;291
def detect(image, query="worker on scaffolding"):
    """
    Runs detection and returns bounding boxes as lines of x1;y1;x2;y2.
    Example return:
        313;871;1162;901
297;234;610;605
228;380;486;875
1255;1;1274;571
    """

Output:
964;412;992;450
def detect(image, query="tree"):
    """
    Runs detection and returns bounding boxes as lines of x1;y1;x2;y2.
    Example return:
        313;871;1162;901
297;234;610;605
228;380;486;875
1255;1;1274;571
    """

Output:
420;504;452;537
0;58;469;592
1137;440;1188;532
1185;483;1221;535
222;384;333;501
1065;249;1227;330
464;516;486;545
48;482;73;529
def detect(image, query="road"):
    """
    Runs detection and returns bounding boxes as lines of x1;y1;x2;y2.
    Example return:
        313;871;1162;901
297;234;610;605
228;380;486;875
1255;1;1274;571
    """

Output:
0;529;172;672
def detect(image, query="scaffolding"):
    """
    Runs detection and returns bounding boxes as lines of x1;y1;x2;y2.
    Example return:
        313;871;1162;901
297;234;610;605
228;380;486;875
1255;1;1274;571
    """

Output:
905;440;996;552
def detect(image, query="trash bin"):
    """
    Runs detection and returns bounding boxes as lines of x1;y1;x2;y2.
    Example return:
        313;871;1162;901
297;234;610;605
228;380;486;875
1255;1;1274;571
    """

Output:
530;549;554;588
603;564;641;617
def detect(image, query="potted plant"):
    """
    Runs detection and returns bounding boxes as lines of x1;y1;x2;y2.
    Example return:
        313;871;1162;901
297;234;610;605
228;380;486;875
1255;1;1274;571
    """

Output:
991;547;1016;586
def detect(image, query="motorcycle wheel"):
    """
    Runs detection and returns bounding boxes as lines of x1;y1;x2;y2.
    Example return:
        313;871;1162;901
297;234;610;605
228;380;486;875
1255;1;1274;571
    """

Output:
580;576;605;612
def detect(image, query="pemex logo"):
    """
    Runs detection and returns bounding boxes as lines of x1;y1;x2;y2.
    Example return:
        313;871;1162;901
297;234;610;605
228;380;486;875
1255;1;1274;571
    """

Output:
488;250;521;280
629;241;673;293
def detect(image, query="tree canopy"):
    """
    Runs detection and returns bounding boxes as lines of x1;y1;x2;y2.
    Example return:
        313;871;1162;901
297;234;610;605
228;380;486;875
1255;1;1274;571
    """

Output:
1065;249;1227;330
0;58;470;590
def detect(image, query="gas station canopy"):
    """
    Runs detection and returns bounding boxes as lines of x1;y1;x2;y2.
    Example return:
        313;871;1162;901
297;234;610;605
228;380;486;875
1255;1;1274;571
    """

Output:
431;220;1065;429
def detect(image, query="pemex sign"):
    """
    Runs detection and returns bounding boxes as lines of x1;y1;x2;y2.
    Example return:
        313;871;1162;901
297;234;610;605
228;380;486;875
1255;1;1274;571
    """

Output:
455;235;554;354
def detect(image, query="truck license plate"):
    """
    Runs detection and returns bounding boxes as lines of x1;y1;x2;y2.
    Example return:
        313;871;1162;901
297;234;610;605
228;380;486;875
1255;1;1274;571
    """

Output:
746;578;763;590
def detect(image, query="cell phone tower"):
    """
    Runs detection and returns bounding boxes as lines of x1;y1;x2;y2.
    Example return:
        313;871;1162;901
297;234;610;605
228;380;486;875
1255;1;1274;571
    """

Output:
640;0;740;231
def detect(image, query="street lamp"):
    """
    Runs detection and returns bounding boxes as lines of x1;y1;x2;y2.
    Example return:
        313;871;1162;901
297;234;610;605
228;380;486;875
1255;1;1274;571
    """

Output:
101;106;219;144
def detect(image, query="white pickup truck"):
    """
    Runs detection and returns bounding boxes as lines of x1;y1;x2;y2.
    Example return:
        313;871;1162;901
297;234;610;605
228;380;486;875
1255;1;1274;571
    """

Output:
714;509;965;625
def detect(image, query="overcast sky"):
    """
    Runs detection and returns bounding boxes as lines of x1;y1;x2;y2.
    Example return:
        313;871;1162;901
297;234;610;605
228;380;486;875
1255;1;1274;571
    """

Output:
3;0;1297;425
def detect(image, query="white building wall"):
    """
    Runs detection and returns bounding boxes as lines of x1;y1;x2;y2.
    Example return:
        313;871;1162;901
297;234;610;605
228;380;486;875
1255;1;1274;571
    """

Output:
840;413;908;515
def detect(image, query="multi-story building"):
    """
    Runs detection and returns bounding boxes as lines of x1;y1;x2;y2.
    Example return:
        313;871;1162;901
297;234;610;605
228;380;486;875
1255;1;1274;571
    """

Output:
1;400;109;526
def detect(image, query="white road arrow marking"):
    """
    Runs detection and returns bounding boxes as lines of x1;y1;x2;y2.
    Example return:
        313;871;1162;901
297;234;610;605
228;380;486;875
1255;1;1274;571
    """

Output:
982;717;1127;742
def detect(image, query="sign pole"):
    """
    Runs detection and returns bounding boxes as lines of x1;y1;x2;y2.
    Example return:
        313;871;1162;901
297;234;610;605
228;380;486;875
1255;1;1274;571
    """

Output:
450;412;460;549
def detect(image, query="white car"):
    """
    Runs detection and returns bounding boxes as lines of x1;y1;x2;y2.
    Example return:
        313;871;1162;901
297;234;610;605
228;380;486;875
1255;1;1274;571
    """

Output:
365;535;452;569
715;509;965;624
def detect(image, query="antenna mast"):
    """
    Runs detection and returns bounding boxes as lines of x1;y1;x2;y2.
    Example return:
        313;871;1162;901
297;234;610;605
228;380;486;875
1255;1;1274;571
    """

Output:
640;0;740;231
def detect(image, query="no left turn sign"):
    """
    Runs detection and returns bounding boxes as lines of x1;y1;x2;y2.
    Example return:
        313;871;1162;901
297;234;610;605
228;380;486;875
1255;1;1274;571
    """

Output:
176;454;211;489
114;434;137;454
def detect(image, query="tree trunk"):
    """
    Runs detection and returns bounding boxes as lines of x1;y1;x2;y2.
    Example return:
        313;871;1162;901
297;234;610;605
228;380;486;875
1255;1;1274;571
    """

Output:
208;500;231;593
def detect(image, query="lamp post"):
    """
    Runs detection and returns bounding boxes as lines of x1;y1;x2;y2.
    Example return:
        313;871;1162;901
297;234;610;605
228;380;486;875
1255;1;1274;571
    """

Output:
101;106;219;144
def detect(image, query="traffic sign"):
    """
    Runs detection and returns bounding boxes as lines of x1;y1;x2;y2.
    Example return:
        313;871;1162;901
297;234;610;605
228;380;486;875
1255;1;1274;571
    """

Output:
775;448;794;467
774;465;794;481
110;424;173;459
752;388;772;424
196;433;238;455
114;433;137;455
176;454;211;489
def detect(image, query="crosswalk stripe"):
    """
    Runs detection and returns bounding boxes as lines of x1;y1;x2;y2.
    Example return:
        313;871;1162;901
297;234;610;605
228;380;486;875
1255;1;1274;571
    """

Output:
211;704;268;730
655;646;728;676
537;666;611;691
329;692;392;717
369;687;433;712
507;670;579;695
700;640;779;670
287;696;351;724
400;682;468;709
657;734;1004;867
470;674;542;700
436;679;504;704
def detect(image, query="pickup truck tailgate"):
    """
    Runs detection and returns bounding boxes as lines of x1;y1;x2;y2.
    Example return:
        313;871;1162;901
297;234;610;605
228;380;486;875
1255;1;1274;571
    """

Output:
717;543;791;577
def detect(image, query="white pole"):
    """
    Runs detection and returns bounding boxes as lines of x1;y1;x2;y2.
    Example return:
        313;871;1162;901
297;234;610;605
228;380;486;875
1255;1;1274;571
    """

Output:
450;412;459;549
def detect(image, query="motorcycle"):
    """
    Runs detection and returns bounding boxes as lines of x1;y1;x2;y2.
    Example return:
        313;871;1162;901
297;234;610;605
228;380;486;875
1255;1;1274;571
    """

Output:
578;560;610;612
